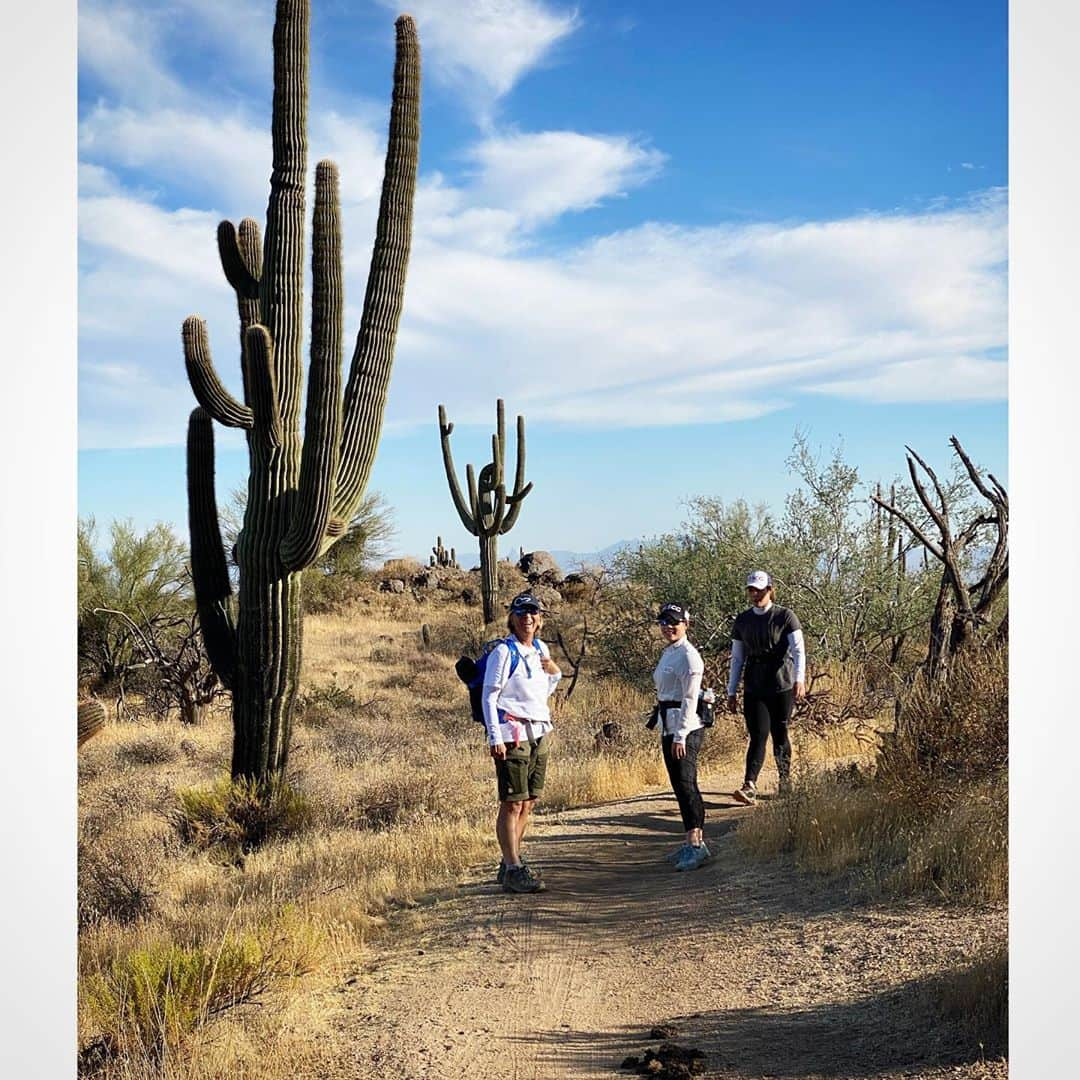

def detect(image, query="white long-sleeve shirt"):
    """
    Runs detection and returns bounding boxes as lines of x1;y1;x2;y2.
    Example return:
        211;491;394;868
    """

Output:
481;636;561;747
652;636;705;744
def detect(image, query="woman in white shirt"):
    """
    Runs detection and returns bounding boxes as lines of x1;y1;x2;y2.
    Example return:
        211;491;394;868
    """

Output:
651;602;709;871
481;592;562;894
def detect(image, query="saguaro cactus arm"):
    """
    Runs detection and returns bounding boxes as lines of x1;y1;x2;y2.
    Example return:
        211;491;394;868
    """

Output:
243;326;284;449
183;317;255;429
333;14;421;524
502;412;532;531
217;220;262;299
186;408;237;688
281;160;344;571
438;404;478;533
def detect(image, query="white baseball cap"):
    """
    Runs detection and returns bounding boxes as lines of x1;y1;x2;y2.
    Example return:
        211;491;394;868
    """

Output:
746;570;771;590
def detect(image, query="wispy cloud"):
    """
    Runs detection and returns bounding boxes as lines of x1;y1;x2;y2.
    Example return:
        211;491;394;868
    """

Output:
76;1;1007;451
377;0;581;121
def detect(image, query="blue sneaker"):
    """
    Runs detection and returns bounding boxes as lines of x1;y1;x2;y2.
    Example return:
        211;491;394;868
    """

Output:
675;843;710;872
665;843;692;864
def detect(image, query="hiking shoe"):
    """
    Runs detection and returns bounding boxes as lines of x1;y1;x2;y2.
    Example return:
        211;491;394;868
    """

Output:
665;843;692;864
675;844;709;872
732;782;757;806
497;858;541;885
504;864;546;894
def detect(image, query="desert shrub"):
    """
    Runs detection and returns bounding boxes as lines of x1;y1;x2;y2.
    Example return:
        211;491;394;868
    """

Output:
115;734;179;767
932;941;1008;1055
888;777;1007;903
734;768;1006;904
301;568;370;614
880;641;1008;792
79;838;161;928
171;778;313;858
81;914;322;1060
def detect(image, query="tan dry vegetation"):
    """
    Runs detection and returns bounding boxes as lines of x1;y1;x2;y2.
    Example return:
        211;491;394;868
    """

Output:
79;592;1002;1077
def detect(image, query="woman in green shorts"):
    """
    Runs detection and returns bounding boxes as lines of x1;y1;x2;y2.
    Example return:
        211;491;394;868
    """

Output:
481;592;562;894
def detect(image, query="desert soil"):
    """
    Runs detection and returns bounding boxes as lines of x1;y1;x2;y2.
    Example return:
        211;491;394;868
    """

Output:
312;770;1005;1080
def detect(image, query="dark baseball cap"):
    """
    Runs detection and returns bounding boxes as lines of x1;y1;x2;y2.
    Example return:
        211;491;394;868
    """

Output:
509;592;547;614
657;602;690;625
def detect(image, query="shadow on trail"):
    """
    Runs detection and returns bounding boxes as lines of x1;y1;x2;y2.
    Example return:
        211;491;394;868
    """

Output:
412;789;868;950
524;968;1003;1078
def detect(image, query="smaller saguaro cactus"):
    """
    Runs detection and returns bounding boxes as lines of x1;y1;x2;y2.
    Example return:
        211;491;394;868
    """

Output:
438;399;532;623
78;700;107;748
430;536;458;569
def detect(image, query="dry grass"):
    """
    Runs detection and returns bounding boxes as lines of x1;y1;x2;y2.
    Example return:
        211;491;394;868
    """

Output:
734;764;1007;904
80;592;993;1076
932;940;1008;1055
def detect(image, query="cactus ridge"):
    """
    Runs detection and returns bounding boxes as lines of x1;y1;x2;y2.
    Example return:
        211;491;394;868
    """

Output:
437;398;531;622
78;700;107;748
182;2;420;781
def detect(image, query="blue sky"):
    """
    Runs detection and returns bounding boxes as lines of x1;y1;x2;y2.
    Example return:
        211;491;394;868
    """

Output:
78;0;1007;562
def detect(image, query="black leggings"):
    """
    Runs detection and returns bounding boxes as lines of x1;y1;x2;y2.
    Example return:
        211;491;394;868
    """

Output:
743;690;794;784
662;728;705;831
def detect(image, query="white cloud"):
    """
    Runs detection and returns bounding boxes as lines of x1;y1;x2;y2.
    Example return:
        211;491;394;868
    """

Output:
464;131;665;228
378;0;580;120
79;2;184;105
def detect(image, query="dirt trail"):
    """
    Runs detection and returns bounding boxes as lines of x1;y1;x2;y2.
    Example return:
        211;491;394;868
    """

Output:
324;771;1005;1080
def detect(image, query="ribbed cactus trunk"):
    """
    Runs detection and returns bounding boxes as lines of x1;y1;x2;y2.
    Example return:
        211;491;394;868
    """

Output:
438;399;532;626
479;535;498;623
183;2;420;783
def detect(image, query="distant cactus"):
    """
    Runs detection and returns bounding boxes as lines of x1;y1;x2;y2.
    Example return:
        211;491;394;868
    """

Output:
183;2;421;782
430;535;458;569
438;399;532;623
78;700;106;748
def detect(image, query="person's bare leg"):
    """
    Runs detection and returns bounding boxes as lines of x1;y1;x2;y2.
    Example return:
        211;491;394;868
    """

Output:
515;798;536;855
496;801;523;865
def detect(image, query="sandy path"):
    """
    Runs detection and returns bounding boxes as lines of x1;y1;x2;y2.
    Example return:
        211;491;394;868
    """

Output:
325;773;1006;1080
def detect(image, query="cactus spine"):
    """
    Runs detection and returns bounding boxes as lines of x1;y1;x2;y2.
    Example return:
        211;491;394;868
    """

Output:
438;399;532;623
183;2;420;782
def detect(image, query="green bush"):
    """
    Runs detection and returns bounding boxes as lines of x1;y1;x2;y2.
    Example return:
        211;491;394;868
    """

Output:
82;916;321;1059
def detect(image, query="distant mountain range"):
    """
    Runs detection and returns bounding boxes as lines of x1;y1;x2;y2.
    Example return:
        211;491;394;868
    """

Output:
545;540;640;572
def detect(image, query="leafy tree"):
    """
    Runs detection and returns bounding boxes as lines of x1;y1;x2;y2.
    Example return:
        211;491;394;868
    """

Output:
78;518;191;695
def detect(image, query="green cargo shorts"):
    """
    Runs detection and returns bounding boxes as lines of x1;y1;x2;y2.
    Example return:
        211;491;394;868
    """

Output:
494;735;550;803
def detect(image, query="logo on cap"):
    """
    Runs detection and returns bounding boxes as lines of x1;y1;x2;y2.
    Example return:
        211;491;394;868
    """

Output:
746;571;771;589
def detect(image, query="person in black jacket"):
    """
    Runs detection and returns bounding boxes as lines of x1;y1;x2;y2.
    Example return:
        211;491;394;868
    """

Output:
726;571;806;804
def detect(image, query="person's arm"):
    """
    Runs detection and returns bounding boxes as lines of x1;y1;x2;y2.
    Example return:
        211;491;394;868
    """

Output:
481;644;510;750
539;641;562;693
786;611;806;700
727;640;746;699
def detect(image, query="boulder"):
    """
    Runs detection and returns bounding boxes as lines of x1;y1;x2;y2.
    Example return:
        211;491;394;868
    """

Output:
518;549;563;585
379;578;406;593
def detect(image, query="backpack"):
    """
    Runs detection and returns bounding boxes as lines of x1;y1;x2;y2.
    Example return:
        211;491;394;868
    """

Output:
454;636;546;724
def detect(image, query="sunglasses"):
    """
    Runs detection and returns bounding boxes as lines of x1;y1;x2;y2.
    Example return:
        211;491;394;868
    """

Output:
658;618;682;627
512;606;541;615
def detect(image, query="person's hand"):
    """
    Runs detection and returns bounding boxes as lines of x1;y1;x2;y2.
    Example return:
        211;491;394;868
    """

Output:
727;695;738;714
672;741;686;760
794;680;806;702
541;656;561;676
490;742;507;760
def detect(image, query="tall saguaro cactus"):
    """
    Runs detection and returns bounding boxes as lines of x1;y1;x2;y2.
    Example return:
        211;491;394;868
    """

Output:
438;400;532;623
183;2;420;782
